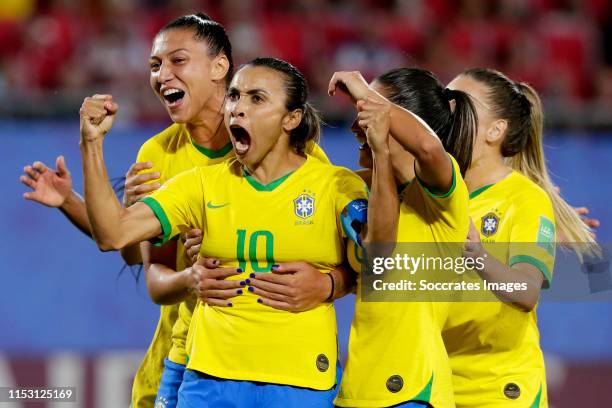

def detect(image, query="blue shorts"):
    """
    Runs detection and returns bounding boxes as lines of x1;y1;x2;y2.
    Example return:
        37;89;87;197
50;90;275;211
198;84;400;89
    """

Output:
177;369;338;408
155;358;186;408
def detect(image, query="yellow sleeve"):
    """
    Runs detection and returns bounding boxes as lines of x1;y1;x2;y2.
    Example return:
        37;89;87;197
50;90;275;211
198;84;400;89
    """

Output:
140;167;205;246
136;137;166;183
335;169;369;244
305;141;331;164
415;154;469;232
508;192;556;285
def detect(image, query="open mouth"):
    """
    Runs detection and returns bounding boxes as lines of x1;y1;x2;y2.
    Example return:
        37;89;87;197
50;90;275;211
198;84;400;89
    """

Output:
229;124;251;156
162;88;185;107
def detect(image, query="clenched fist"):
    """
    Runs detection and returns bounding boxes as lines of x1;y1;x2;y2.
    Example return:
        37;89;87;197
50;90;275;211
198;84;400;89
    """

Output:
79;94;119;143
356;96;391;154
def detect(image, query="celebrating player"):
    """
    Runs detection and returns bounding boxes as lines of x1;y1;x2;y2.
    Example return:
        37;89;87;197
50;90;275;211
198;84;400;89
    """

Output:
440;68;593;408
329;68;476;408
20;14;235;407
20;13;337;407
78;57;367;407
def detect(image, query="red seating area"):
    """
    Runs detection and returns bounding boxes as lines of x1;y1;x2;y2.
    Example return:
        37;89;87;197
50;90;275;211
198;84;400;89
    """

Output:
0;0;610;126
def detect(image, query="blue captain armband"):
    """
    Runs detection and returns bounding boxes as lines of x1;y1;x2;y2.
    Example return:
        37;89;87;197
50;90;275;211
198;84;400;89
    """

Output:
340;199;368;246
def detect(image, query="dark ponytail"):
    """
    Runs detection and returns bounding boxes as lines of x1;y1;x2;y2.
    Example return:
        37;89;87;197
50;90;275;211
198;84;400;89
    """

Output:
292;102;321;153
245;57;321;154
442;88;476;176
376;68;476;175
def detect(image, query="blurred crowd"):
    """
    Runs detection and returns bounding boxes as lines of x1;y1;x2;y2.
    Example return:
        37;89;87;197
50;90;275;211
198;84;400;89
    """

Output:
0;0;611;128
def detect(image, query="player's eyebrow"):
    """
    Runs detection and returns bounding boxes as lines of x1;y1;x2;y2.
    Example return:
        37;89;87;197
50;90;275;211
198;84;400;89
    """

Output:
227;87;270;96
246;89;269;96
150;48;189;60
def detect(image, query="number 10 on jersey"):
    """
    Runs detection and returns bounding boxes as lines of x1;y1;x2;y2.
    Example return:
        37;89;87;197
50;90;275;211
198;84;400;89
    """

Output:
236;229;275;272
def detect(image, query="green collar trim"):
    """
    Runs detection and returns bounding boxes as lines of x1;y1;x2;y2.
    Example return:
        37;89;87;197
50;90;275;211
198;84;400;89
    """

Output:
192;141;233;159
243;169;295;192
469;183;495;200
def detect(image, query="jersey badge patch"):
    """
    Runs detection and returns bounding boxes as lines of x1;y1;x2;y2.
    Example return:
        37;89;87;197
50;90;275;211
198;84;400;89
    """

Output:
481;212;500;237
294;194;315;219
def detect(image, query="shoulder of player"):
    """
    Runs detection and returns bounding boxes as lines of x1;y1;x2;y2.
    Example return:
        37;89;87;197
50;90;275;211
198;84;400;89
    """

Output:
191;158;239;181
307;159;362;183
138;123;187;155
507;171;551;204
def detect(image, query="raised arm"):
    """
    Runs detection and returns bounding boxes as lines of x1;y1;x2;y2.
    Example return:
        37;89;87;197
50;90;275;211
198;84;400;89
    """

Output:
355;96;399;244
21;157;92;237
79;95;162;250
119;162;162;265
20;156;161;265
329;71;453;193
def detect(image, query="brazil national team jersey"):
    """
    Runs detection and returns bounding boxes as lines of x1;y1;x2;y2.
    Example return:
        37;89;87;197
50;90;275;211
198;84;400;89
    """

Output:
443;170;555;408
129;124;330;407
130;123;232;408
336;155;469;408
142;155;367;390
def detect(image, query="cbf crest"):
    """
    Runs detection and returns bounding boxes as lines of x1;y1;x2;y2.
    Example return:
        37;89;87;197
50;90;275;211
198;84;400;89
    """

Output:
481;212;500;237
294;194;315;219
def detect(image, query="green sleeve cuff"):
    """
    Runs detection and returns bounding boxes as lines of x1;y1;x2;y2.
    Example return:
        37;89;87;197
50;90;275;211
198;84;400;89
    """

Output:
140;196;172;247
414;156;456;199
509;254;552;288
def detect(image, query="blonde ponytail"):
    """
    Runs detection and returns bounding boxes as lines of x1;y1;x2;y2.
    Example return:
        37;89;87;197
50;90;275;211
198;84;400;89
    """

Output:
508;83;598;257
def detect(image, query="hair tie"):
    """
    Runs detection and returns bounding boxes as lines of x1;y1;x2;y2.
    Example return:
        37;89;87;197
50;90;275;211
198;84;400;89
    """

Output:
442;88;455;101
513;81;531;116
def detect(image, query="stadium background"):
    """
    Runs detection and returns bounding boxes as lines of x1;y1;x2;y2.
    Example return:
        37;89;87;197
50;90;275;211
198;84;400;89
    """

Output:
1;0;611;406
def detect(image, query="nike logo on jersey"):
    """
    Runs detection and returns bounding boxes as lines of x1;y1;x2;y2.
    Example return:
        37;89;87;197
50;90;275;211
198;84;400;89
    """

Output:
207;201;230;209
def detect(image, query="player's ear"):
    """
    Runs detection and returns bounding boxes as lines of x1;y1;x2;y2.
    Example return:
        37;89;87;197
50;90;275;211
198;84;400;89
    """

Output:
211;54;230;83
282;109;302;133
485;118;507;144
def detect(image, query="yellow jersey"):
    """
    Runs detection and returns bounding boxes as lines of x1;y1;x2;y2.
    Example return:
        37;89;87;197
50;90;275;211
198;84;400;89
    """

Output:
336;155;469;408
142;155;367;390
129;123;233;407
443;170;555;408
129;124;329;406
167;140;330;368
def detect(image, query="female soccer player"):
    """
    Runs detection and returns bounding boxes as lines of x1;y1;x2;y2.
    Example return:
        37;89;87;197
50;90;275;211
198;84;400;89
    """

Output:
441;68;594;407
328;68;476;408
20;13;235;407
22;14;337;407
78;57;369;407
